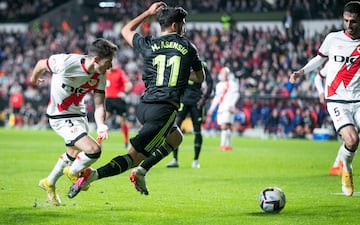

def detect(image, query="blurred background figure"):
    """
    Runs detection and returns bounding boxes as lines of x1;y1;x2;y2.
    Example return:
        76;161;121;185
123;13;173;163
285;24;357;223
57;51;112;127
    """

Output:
105;59;132;148
207;67;239;151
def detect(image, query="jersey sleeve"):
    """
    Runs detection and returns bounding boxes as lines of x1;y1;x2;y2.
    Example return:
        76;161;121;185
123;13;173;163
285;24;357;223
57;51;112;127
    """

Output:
189;42;202;72
314;74;324;95
132;33;151;53
203;63;214;99
47;54;66;74
318;32;333;57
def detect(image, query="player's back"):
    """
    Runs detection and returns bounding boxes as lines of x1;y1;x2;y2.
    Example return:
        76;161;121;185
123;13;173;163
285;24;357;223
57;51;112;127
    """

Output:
132;33;201;104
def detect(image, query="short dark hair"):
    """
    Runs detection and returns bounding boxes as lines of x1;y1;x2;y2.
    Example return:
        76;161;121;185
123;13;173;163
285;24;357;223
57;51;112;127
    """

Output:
344;1;360;14
156;7;188;29
88;38;118;59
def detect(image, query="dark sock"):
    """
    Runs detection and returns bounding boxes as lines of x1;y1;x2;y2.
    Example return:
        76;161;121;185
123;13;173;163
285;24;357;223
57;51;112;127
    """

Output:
173;148;178;160
97;154;133;179
141;142;174;171
194;132;202;160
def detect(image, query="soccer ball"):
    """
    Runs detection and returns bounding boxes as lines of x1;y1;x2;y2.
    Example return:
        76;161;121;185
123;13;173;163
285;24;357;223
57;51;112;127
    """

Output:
259;187;286;213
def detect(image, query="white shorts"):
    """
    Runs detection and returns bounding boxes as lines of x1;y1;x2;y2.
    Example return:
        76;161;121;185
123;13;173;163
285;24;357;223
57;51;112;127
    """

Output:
327;102;360;132
216;111;235;125
49;117;89;146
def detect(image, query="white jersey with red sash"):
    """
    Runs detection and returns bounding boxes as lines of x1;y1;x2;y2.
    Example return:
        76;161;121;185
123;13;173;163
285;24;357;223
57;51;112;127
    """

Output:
46;53;106;117
319;31;360;102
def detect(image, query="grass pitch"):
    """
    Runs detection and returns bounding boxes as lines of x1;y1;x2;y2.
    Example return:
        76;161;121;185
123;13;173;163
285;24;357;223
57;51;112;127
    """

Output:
0;128;359;225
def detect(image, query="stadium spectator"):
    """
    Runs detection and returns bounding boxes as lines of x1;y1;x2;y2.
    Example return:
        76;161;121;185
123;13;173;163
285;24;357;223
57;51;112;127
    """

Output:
278;108;291;138
8;82;24;128
264;108;280;139
20;102;37;128
0;89;7;126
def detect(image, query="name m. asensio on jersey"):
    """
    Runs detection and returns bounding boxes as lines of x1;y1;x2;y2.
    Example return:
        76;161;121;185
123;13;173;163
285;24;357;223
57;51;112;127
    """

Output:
151;41;188;55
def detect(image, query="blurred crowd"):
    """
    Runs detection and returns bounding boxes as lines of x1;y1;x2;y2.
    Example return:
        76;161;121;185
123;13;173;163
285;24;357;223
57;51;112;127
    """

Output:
0;0;66;22
0;0;346;22
0;0;344;139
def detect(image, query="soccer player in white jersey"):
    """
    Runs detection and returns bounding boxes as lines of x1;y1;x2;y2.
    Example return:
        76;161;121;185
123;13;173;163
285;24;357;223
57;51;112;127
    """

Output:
207;67;240;151
290;1;360;196
30;38;118;205
314;62;343;176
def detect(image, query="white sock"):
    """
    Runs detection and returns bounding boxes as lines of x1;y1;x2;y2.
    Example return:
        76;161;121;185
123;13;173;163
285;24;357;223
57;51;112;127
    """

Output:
333;146;342;167
340;145;355;172
225;128;232;146
48;152;73;185
137;166;147;176
70;151;98;174
87;169;99;184
221;129;226;146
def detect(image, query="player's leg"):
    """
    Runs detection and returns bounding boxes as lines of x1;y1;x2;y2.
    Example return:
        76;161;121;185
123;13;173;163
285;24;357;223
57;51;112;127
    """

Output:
68;146;145;198
130;104;178;194
119;114;129;148
329;144;343;176
190;105;203;168
141;126;182;171
167;104;188;168
69;102;176;197
39;151;75;206
130;126;182;195
60;117;102;183
218;111;233;151
224;123;233;150
338;126;358;196
327;102;358;196
39;118;86;205
217;111;226;150
118;100;129;148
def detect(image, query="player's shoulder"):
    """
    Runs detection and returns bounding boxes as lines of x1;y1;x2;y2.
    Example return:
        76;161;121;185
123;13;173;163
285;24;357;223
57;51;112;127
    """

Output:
51;53;82;60
325;30;345;39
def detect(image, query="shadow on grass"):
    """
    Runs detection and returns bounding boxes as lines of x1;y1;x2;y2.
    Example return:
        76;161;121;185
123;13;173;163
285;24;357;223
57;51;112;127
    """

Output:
0;204;134;225
0;207;69;225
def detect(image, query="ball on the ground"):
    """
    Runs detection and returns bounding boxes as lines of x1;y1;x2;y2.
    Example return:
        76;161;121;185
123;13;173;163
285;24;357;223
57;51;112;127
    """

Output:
259;187;286;213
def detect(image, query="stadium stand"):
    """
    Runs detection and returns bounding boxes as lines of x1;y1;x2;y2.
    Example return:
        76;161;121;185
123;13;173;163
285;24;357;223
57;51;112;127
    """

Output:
0;0;342;139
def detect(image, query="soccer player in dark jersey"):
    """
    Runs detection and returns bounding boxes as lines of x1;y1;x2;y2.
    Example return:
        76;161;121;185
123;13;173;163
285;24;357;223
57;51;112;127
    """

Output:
68;2;204;197
167;61;213;168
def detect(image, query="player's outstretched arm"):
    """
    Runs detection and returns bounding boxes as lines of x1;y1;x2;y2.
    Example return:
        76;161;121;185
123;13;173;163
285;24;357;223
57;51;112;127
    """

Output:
289;55;326;84
121;2;167;47
30;59;49;85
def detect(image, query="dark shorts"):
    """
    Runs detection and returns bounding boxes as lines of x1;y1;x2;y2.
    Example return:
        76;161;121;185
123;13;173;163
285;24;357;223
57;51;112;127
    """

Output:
176;104;204;132
130;102;177;157
105;98;127;117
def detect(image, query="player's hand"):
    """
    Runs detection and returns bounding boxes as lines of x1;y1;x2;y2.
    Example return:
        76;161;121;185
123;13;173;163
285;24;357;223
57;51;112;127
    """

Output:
31;78;45;86
197;98;205;109
147;2;167;15
289;69;304;84
97;124;109;143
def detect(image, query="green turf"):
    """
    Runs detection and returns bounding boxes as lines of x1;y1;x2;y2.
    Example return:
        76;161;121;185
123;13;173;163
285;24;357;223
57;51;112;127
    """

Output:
0;128;359;225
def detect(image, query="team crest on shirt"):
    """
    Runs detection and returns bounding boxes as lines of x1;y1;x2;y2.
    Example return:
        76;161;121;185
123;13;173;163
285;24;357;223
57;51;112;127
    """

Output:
88;79;97;86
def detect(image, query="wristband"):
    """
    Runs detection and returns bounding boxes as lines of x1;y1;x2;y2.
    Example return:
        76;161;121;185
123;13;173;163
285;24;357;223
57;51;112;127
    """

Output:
97;124;108;133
